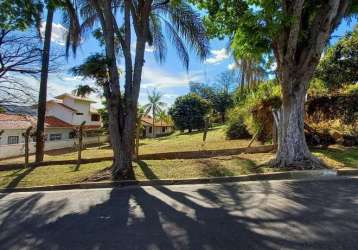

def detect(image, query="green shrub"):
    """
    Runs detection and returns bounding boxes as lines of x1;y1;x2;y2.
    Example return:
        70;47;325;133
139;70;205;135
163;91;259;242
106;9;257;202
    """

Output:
342;83;358;95
169;93;211;132
229;81;281;142
308;78;329;96
226;109;251;139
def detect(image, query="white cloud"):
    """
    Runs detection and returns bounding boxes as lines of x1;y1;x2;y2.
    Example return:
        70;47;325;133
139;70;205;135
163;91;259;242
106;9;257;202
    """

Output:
40;22;68;46
228;62;238;70
145;46;155;53
140;66;204;89
205;48;229;64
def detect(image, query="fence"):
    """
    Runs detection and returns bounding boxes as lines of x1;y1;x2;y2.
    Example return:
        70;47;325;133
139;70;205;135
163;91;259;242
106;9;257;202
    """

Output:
0;135;108;159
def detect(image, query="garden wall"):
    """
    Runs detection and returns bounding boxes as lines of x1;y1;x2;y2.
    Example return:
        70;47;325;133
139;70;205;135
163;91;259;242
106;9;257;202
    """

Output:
0;135;108;159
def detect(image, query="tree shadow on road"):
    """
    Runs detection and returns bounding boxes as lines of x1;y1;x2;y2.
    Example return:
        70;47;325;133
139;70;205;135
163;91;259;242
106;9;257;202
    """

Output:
1;178;358;249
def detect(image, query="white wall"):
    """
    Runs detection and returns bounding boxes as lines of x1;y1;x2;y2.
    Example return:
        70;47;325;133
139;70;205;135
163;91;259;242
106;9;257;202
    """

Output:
0;129;25;145
62;97;101;126
143;125;173;138
0;135;109;159
46;102;74;124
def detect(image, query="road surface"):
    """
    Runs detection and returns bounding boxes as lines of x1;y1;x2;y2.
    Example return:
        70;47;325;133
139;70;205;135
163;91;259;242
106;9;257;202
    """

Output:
1;177;358;250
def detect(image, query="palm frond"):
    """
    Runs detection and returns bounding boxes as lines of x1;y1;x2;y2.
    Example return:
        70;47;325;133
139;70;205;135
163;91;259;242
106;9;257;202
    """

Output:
155;1;209;62
149;14;167;64
61;0;81;58
163;19;189;70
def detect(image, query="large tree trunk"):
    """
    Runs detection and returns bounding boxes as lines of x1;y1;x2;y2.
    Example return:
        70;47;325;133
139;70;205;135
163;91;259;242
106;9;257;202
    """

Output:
273;76;323;169
95;0;151;180
35;6;54;163
270;0;349;169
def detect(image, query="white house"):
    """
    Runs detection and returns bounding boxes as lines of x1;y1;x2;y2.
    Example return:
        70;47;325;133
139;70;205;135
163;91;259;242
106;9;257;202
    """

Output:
141;115;174;138
44;93;101;128
0;93;105;159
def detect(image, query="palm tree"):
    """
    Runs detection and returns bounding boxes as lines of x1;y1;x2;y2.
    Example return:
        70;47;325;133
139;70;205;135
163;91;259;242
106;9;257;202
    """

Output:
156;110;171;126
235;57;266;92
35;0;81;162
75;0;209;179
72;84;96;97
143;89;166;137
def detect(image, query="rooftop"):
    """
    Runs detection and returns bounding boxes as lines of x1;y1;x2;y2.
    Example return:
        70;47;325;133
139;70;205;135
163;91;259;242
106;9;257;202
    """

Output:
141;115;173;127
0;114;74;130
54;93;96;103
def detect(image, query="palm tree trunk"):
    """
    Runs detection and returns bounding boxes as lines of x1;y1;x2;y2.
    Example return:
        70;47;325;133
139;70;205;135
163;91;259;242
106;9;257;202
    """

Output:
35;5;54;163
152;109;155;137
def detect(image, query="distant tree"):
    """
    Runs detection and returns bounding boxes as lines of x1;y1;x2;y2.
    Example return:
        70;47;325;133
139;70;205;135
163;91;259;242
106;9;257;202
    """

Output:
0;30;45;105
169;93;210;132
189;81;233;123
143;89;166;137
72;85;96;97
156;110;171;126
316;26;358;89
215;70;238;92
235;58;267;92
189;81;214;99
211;91;234;123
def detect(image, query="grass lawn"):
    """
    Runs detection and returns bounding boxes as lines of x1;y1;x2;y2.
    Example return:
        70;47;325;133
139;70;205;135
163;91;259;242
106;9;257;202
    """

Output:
0;125;356;189
0;153;281;188
0;147;357;188
0;126;259;164
312;145;358;169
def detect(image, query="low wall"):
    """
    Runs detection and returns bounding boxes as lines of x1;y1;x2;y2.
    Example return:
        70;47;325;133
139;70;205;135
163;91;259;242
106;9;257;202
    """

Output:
0;136;109;159
139;145;275;160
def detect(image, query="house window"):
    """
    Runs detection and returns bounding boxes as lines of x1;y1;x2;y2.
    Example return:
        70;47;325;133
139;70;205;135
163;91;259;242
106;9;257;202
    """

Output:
49;134;62;141
91;114;100;121
149;127;152;133
76;112;84;115
8;136;19;144
162;127;166;133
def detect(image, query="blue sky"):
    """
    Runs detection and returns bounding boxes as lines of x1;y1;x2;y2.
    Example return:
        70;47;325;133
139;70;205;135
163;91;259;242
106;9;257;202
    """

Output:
35;12;357;108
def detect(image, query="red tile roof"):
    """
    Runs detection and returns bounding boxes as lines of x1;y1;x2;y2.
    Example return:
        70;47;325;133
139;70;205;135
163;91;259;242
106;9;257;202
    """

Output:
44;116;73;128
141;116;173;127
82;125;101;130
0;114;73;129
0;114;34;129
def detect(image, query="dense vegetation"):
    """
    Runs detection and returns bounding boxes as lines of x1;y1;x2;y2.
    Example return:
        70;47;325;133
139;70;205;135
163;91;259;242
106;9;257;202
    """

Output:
169;93;211;132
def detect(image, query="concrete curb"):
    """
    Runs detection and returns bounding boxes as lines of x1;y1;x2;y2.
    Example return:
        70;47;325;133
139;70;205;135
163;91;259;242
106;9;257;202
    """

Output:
0;169;337;193
337;168;358;176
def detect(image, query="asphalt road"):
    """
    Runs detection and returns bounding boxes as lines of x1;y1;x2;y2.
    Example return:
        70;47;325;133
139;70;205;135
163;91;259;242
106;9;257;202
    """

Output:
1;177;358;250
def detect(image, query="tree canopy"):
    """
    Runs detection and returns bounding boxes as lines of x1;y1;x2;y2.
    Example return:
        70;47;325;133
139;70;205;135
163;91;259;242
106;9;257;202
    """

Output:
315;25;358;88
0;0;42;30
169;93;211;132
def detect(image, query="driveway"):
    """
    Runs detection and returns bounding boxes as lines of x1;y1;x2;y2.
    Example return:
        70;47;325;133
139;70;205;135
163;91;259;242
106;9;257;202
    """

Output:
1;177;358;249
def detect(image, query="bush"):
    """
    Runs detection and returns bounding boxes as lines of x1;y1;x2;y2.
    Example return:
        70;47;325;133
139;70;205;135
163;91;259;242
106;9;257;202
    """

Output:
308;78;329;97
226;110;251;139
229;81;281;142
169;93;211;132
342;83;358;95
